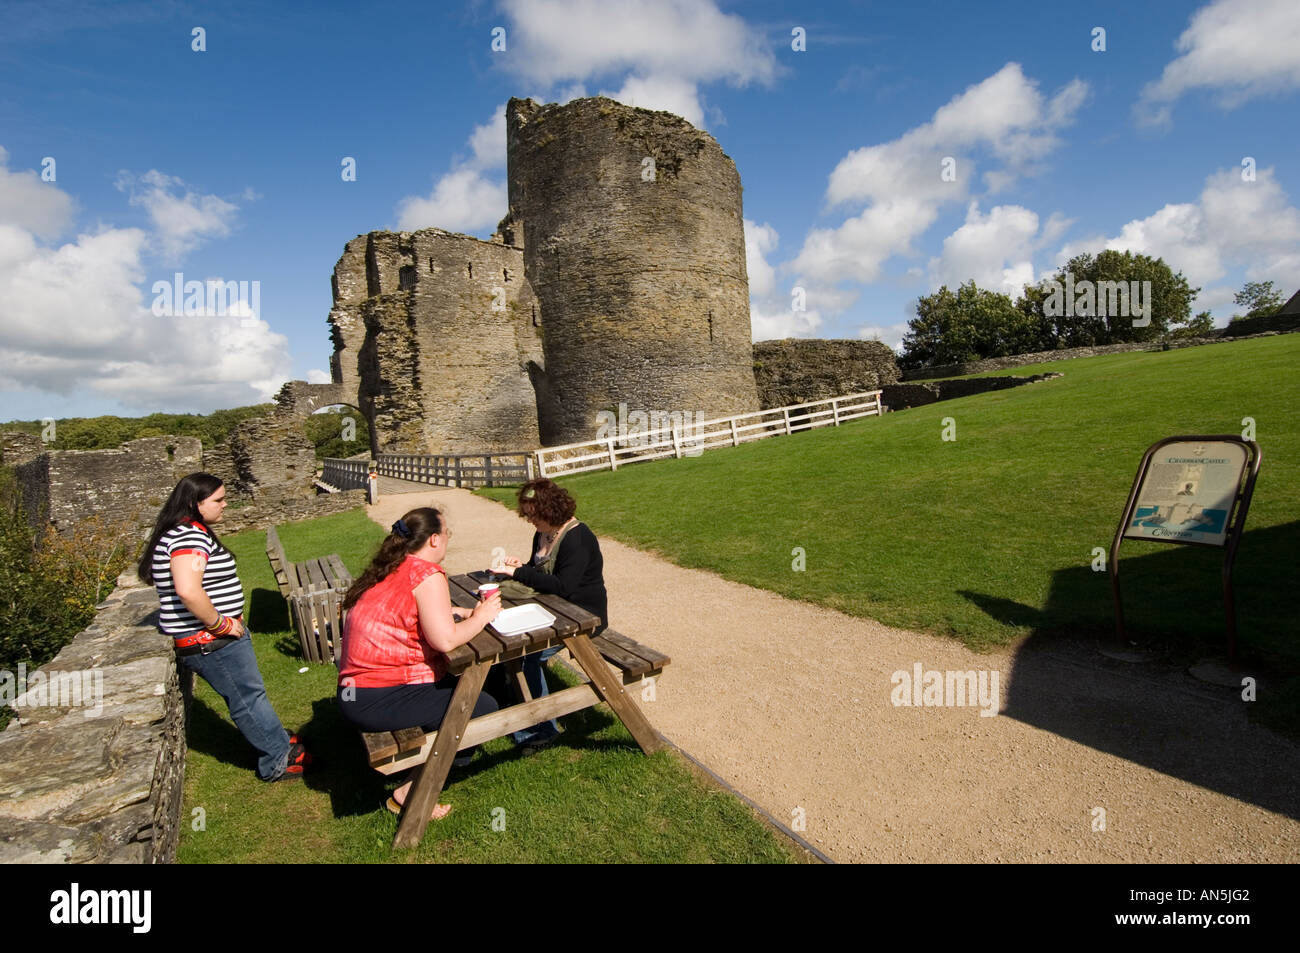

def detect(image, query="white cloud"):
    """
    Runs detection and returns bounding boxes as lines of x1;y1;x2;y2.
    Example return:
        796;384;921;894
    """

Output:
498;0;778;89
744;218;827;340
306;368;332;384
928;203;1040;295
601;74;704;128
1055;166;1300;308
395;166;509;234
792;64;1087;291
0;165;293;411
0;146;75;240
497;0;779;130
744;218;778;299
114;169;240;261
1136;0;1300;126
855;322;910;351
395;105;510;234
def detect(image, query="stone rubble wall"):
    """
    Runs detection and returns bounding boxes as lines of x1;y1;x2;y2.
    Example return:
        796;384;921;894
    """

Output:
11;437;204;537
753;339;901;410
0;573;185;863
328;228;542;455
215;487;367;535
882;373;1063;410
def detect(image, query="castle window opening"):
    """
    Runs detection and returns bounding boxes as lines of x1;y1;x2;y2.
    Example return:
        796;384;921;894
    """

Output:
399;265;415;290
428;257;436;273
503;267;510;282
708;310;714;342
467;262;473;279
532;305;539;327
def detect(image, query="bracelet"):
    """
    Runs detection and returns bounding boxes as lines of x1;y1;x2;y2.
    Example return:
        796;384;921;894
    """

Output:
205;614;235;636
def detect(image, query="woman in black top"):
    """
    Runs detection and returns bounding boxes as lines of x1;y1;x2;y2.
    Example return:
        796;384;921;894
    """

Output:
496;478;607;749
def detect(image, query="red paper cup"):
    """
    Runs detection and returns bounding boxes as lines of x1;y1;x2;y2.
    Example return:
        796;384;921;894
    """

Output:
477;582;500;601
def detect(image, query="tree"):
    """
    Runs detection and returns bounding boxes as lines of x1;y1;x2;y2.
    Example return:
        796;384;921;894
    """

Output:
1017;250;1199;346
1230;280;1284;322
1167;310;1216;341
901;281;1049;369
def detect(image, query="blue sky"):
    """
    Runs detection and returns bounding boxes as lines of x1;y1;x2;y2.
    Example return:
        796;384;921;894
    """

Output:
1;0;1297;421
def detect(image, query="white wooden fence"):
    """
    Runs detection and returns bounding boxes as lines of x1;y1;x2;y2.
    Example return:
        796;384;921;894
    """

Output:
535;390;883;478
375;452;534;489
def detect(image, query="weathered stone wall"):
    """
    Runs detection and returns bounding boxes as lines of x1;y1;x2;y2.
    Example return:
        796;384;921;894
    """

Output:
328;228;543;454
0;430;45;467
882;372;1062;410
753;340;901;409
216;487;367;535
12;452;50;532
0;573;185;863
36;437;203;535
508;96;758;445
218;415;316;499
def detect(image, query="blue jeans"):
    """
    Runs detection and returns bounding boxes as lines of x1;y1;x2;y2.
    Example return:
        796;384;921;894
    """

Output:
514;646;561;745
178;631;291;780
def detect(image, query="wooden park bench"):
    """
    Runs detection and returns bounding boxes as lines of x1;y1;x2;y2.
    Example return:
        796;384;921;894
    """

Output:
337;572;672;848
360;622;672;778
265;525;353;664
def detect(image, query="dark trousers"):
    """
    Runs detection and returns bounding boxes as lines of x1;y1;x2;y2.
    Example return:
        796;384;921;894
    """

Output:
337;675;499;734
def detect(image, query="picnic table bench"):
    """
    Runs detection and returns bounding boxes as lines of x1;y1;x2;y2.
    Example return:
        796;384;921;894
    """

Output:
264;525;353;664
355;572;671;849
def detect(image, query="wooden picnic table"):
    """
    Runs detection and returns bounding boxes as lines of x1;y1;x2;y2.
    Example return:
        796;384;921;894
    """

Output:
392;572;666;849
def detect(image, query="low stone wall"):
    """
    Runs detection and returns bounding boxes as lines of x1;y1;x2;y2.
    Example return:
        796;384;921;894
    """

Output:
0;573;185;863
753;339;901;410
882;372;1062;410
900;330;1291;381
216;487;368;535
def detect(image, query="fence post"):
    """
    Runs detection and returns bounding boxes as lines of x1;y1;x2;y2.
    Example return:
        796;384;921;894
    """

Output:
783;408;791;435
529;452;540;480
608;438;618;471
832;399;841;426
455;456;463;487
875;392;883;415
730;418;739;446
672;426;682;459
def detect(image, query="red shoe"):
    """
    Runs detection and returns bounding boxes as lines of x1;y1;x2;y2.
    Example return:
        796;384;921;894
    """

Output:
273;742;311;781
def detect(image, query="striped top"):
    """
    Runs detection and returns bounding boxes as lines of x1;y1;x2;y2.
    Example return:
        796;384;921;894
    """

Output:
151;520;244;636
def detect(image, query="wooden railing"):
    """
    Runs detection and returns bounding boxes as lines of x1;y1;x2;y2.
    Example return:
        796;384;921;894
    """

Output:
319;457;372;492
535;391;883;478
375;453;534;489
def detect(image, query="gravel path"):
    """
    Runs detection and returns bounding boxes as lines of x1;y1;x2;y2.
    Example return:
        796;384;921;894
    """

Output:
365;484;1300;862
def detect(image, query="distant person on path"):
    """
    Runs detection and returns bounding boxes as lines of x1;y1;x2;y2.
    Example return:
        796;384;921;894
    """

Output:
337;506;501;820
496;478;608;751
139;473;310;782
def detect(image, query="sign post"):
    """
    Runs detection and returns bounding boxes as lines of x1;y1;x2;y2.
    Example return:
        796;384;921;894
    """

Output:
1110;435;1261;661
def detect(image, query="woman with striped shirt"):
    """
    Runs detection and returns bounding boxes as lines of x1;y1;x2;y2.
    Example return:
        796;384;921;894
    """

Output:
138;473;309;781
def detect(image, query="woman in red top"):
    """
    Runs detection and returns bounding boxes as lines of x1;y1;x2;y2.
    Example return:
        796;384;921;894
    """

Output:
337;506;501;819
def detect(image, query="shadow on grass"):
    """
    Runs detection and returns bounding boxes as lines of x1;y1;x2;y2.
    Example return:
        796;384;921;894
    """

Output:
960;522;1300;821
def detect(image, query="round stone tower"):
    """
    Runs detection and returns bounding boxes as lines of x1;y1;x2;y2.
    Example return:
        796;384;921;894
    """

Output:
506;96;758;446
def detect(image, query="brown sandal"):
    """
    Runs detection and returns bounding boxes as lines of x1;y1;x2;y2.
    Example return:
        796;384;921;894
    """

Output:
386;795;452;821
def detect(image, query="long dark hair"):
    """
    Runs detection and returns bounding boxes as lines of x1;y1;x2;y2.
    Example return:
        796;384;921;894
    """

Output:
137;472;227;584
343;507;444;609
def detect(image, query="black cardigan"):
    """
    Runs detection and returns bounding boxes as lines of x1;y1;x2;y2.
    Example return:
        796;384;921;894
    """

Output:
510;521;608;630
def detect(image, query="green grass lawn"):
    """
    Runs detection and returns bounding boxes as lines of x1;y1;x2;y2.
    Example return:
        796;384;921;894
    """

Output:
482;335;1300;732
176;508;799;864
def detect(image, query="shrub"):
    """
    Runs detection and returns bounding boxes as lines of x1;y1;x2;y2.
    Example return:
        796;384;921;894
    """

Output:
0;467;134;725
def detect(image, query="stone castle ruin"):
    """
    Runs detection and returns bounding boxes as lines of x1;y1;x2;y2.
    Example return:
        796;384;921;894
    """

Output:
328;95;765;454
